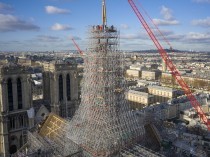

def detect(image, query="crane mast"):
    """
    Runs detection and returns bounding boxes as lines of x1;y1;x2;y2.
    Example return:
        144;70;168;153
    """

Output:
128;0;210;130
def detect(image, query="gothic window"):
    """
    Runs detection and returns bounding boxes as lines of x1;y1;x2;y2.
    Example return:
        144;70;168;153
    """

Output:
59;75;63;101
7;78;13;111
9;117;15;130
24;115;28;127
17;78;23;109
20;135;23;147
19;115;24;127
66;74;71;101
9;136;18;154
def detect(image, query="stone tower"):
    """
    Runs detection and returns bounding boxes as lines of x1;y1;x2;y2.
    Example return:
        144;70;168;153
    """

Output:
0;64;33;157
42;61;79;118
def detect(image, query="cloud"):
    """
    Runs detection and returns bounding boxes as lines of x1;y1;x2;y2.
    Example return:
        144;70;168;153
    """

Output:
51;23;72;31
0;14;40;32
153;6;180;26
120;24;129;29
0;2;13;13
153;29;174;36
36;35;62;42
153;19;179;26
120;31;210;51
185;32;210;43
160;6;173;20
193;0;210;3
45;6;70;14
192;17;210;27
121;33;144;40
121;30;179;41
152;29;184;41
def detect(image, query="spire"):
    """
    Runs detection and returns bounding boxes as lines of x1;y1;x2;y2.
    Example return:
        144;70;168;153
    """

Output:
102;0;107;28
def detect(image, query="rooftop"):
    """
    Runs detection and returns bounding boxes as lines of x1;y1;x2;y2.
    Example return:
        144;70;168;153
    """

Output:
128;90;154;98
148;85;177;92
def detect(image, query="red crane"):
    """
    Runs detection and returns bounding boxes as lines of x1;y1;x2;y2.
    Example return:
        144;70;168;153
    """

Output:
72;38;83;55
128;0;210;130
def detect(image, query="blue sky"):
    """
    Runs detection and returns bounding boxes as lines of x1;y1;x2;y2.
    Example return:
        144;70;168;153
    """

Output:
0;0;210;52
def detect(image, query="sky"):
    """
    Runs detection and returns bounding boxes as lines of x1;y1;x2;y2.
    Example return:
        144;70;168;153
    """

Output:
0;0;210;52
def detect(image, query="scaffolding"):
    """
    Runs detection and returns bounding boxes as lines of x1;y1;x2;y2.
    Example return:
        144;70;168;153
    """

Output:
13;114;82;157
14;25;147;157
67;25;145;156
120;144;165;157
14;1;148;156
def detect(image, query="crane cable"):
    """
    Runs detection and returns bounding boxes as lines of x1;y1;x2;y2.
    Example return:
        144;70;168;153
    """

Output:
134;0;173;51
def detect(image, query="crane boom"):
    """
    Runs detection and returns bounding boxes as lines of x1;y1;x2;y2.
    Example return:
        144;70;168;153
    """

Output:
128;0;210;130
72;38;83;55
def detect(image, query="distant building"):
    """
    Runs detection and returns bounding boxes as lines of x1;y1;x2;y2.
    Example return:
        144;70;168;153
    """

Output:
161;72;210;91
141;70;161;80
170;94;209;118
0;64;33;156
153;103;169;120
129;65;146;71
126;90;154;109
0;60;8;65
17;57;31;66
126;69;141;78
137;79;160;87
129;65;141;70
129;86;148;93
141;94;208;122
126;80;137;87
148;85;179;103
42;61;79;118
166;94;208;120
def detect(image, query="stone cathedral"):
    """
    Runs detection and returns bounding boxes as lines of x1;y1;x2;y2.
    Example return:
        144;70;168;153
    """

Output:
0;64;33;156
0;60;79;157
42;61;79;118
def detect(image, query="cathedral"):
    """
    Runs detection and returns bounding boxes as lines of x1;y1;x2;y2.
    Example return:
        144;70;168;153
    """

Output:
0;60;79;157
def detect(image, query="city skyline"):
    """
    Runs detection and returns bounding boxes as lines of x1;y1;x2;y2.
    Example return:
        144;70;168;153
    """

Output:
0;0;210;52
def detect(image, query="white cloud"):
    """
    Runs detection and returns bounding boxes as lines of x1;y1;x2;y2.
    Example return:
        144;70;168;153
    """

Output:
120;31;210;51
192;17;210;27
45;6;70;14
51;23;72;31
120;24;129;29
153;6;180;26
160;6;173;20
0;14;40;32
121;30;174;40
186;32;210;41
153;19;179;26
152;29;184;41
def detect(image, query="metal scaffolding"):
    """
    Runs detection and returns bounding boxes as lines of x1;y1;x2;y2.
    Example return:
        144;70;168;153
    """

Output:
14;1;147;156
67;25;145;156
120;144;165;157
14;25;146;157
13;114;82;157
